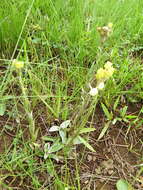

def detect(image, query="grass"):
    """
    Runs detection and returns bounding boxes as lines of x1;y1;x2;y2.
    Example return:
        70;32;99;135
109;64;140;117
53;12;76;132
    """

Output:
0;0;143;189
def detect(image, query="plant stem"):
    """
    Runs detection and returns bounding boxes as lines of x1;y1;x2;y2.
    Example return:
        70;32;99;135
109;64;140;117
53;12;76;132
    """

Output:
66;95;98;148
19;72;38;142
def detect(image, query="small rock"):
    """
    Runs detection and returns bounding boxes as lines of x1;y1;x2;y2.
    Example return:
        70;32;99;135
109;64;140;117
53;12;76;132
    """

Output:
93;156;96;161
95;167;102;174
87;154;93;162
84;180;89;184
108;169;114;175
101;159;114;169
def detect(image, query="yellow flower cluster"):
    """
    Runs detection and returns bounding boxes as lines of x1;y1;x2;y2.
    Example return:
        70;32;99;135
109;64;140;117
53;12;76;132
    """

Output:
89;62;115;96
96;61;115;82
12;59;24;69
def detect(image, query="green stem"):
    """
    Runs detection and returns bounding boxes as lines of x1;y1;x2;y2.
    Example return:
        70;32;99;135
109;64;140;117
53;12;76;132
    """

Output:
66;95;98;148
19;72;37;142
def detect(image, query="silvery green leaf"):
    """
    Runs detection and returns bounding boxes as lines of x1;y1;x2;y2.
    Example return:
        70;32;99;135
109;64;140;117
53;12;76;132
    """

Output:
120;106;128;118
60;120;71;129
59;129;67;144
112;118;117;125
44;143;50;159
49;125;59;132
73;136;82;145
44;143;51;150
48;141;63;153
48;154;63;162
44;151;49;159
101;103;113;120
42;136;56;142
97;121;110;140
78;136;96;152
79;128;95;134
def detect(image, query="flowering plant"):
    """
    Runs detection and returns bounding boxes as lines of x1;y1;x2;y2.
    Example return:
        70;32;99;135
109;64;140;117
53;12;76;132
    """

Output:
89;61;115;96
97;23;113;42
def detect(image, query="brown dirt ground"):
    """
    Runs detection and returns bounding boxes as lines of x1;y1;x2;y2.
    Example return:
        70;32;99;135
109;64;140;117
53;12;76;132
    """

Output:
79;127;143;190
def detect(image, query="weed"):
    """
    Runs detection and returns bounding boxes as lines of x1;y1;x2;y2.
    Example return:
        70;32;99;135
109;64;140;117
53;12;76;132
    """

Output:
0;0;143;189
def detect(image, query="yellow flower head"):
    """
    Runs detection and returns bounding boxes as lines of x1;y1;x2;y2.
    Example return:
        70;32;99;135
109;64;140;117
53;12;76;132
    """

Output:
105;68;114;78
12;59;24;69
96;68;107;80
96;62;115;82
104;61;113;70
104;61;115;77
108;22;113;28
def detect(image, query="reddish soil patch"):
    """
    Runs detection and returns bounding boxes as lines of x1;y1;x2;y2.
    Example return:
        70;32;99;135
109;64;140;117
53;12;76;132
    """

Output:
79;126;143;190
0;116;15;154
0;133;13;153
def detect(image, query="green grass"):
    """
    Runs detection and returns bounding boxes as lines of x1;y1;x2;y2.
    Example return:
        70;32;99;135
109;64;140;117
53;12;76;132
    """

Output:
0;0;143;189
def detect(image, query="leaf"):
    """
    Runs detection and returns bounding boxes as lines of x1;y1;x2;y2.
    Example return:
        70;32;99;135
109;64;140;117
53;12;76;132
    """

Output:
140;106;143;113
79;128;96;134
0;103;6;116
44;153;49;160
120;106;128;118
48;141;63;154
113;96;120;111
49;125;59;132
54;179;65;189
59;129;67;144
78;136;95;152
44;140;63;159
32;142;40;148
112;118;117;125
34;93;57;117
116;179;128;190
44;143;51;159
46;160;55;176
48;154;63;162
116;179;134;190
126;115;137;119
73;136;82;145
101;103;113;120
0;95;14;100
98;121;110;140
60;120;71;129
42;136;57;142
